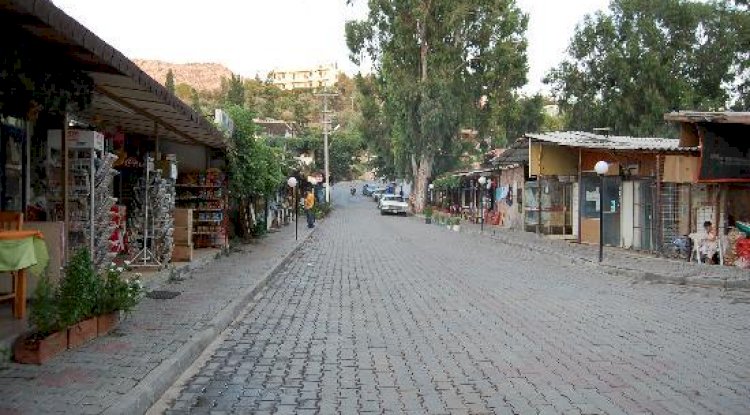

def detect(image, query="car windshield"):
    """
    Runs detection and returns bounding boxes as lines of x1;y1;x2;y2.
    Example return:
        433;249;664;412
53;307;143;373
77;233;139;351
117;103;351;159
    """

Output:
383;196;405;202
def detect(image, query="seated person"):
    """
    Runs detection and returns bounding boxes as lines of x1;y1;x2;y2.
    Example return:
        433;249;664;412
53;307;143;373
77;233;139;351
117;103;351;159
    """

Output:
699;221;719;264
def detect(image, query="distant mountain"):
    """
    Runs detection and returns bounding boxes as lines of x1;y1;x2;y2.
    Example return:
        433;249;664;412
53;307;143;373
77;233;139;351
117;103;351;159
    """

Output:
134;59;235;92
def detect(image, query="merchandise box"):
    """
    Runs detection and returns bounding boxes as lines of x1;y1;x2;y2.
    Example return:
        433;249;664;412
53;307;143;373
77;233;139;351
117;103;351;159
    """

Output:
172;243;193;262
47;129;105;151
173;208;193;227
173;227;192;244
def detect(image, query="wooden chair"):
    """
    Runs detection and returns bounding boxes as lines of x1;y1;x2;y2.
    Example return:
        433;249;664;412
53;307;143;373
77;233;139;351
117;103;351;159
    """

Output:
0;212;24;317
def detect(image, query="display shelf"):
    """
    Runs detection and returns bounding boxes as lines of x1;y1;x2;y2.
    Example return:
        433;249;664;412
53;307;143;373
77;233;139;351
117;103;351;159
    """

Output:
174;170;228;249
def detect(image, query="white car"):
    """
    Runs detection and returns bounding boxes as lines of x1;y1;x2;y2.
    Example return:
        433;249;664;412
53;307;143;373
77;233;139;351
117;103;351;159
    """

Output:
379;194;409;216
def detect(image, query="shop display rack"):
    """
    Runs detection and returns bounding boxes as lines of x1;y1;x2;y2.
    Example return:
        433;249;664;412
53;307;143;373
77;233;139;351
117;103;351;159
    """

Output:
128;155;175;267
175;170;228;249
65;143;119;272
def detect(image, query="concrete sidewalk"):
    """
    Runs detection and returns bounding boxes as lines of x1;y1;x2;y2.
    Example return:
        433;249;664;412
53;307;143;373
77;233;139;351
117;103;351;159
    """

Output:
0;220;314;415
423;216;750;289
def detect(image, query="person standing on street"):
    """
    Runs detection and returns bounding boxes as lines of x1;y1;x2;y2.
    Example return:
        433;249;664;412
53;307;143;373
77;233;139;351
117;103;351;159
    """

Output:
304;189;315;228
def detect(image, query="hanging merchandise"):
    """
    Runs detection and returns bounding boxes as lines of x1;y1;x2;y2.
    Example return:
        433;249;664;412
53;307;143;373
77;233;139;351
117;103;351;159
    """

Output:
61;130;119;272
128;155;175;267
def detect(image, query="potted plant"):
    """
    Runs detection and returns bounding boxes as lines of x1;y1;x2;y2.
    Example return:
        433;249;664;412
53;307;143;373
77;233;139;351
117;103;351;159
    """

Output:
13;275;67;364
95;261;144;335
423;206;433;224
59;250;99;348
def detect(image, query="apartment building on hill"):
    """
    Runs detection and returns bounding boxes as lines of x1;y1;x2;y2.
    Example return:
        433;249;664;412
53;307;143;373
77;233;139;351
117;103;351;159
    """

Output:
268;63;338;90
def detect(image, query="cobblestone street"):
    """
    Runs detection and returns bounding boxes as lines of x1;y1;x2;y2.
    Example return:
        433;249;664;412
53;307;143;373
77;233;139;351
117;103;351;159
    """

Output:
165;186;750;415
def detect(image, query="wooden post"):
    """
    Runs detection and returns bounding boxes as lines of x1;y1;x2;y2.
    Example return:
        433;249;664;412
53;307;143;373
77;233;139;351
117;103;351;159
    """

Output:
14;269;26;318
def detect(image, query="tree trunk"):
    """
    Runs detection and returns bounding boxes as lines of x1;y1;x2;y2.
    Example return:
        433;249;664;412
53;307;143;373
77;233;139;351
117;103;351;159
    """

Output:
412;154;433;213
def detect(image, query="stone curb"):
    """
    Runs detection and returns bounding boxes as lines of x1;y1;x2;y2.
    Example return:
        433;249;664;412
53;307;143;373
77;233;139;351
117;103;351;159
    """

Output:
413;215;750;290
103;227;317;415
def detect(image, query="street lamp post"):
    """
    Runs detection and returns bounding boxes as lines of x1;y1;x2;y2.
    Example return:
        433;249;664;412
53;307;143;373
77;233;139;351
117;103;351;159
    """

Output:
478;176;487;233
287;177;298;240
428;183;434;206
594;161;609;262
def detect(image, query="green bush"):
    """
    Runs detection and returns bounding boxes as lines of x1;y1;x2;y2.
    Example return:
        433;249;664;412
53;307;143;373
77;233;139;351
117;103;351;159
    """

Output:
252;220;268;237
28;275;60;339
313;202;332;219
58;250;98;327
96;262;144;315
423;206;433;217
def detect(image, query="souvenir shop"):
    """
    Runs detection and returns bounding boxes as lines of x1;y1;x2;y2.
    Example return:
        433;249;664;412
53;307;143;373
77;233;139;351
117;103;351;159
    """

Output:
0;0;228;327
16;120;227;279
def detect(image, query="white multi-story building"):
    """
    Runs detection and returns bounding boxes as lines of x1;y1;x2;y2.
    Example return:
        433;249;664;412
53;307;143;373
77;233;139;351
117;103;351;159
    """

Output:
268;63;339;90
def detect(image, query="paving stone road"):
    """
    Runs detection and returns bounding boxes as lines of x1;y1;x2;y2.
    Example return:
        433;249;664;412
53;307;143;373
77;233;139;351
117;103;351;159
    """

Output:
164;185;750;415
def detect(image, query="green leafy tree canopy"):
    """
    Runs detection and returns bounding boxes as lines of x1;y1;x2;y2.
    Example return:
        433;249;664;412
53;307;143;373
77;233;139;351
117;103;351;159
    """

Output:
346;0;529;211
546;0;748;136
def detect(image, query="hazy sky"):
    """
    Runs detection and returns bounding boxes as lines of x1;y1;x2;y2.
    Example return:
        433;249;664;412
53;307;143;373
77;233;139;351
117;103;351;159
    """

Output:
52;0;610;94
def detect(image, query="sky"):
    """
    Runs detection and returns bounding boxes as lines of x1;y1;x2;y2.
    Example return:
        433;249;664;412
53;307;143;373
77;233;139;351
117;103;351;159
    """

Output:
52;0;610;95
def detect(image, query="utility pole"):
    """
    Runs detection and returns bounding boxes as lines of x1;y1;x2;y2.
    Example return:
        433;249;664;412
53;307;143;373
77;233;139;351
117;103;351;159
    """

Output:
316;89;338;203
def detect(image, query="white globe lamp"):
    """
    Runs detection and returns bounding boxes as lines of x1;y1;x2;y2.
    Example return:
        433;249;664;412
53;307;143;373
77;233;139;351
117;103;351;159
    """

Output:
594;161;609;176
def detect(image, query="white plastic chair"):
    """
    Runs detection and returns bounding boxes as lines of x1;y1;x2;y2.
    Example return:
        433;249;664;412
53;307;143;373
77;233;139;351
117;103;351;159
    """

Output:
689;232;723;265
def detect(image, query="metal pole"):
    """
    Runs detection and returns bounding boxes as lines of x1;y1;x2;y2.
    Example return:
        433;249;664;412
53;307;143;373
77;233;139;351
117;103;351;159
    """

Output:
480;185;484;233
323;95;330;204
599;175;604;262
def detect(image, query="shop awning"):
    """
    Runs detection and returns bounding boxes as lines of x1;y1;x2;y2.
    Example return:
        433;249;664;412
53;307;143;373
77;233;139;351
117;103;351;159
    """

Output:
1;0;226;149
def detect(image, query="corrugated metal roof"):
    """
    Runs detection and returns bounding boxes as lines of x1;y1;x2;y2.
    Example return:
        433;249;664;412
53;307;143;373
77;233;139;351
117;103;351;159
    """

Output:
525;131;698;152
491;139;529;166
664;111;750;125
450;167;497;177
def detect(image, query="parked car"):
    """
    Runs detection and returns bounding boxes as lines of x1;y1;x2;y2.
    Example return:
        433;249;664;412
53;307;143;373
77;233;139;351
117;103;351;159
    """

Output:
362;184;373;196
379;194;409;216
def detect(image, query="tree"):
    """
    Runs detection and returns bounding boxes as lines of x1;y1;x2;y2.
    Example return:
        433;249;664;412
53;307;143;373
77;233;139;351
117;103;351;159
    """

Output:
328;131;364;182
225;105;285;238
546;0;748;136
224;74;245;107
729;0;749;110
174;83;193;101
346;0;529;212
502;94;545;144
165;69;175;93
190;88;202;114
